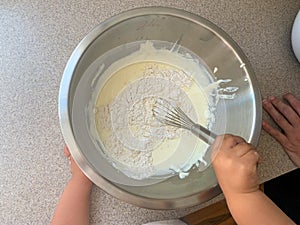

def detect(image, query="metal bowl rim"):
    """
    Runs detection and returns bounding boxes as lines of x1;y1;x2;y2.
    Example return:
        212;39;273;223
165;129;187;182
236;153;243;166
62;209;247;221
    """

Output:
58;6;262;209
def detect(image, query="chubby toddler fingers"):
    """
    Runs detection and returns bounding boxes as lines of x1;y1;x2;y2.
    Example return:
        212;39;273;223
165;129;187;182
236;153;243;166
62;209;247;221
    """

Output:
64;146;73;166
219;134;245;148
211;134;249;162
233;141;256;157
64;146;71;157
243;149;261;166
211;134;245;158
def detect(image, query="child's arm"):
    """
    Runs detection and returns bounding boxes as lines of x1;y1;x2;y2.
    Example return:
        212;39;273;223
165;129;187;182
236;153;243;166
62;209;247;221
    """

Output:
212;134;295;225
226;190;294;225
50;147;93;225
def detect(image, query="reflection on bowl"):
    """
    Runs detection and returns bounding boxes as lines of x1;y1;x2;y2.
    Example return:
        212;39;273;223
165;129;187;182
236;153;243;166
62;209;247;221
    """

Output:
59;7;261;209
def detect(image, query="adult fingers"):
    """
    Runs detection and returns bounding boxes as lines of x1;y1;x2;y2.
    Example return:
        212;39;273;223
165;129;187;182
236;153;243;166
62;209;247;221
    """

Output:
263;98;292;132
283;93;300;118
269;96;299;127
262;120;289;146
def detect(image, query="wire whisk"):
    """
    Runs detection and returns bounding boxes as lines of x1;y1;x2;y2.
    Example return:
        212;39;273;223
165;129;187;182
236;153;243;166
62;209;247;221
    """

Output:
152;99;216;145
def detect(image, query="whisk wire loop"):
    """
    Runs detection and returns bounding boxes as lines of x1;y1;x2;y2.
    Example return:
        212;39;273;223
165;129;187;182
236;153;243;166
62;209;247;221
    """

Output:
152;99;216;145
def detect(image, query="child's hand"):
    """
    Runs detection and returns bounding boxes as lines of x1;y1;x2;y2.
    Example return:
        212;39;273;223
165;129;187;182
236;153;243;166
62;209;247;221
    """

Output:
51;147;93;225
212;135;260;198
64;146;93;187
263;93;300;167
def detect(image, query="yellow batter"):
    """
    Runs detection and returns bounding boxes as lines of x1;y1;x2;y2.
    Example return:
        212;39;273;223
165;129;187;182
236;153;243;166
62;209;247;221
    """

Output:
95;61;209;166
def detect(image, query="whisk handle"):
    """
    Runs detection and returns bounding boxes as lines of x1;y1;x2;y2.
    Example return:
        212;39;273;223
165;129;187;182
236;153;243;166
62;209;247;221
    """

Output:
191;124;216;145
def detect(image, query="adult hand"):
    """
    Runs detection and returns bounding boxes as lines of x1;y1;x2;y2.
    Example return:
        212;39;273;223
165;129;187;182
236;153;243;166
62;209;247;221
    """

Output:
212;134;260;198
263;93;300;167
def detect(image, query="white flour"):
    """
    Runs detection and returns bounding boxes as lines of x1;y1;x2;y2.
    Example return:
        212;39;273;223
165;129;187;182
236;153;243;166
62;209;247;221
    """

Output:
95;63;197;179
89;41;236;181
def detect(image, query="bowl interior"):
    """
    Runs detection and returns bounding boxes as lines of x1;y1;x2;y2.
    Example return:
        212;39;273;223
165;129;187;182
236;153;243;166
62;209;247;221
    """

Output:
62;8;262;208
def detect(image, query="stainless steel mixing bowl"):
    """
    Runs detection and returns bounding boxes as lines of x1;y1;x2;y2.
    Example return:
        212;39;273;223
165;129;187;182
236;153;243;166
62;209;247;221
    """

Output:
59;7;262;209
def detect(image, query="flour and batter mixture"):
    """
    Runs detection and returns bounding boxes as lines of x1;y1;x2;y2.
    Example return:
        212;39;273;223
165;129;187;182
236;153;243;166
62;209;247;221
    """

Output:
87;41;230;180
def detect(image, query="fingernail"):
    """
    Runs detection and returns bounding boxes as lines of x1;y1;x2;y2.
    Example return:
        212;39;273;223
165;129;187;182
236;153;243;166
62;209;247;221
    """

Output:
262;99;268;104
269;96;275;101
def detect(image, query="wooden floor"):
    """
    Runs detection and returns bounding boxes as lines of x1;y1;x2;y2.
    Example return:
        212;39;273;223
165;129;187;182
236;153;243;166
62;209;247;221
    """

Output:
180;200;236;225
180;185;264;225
